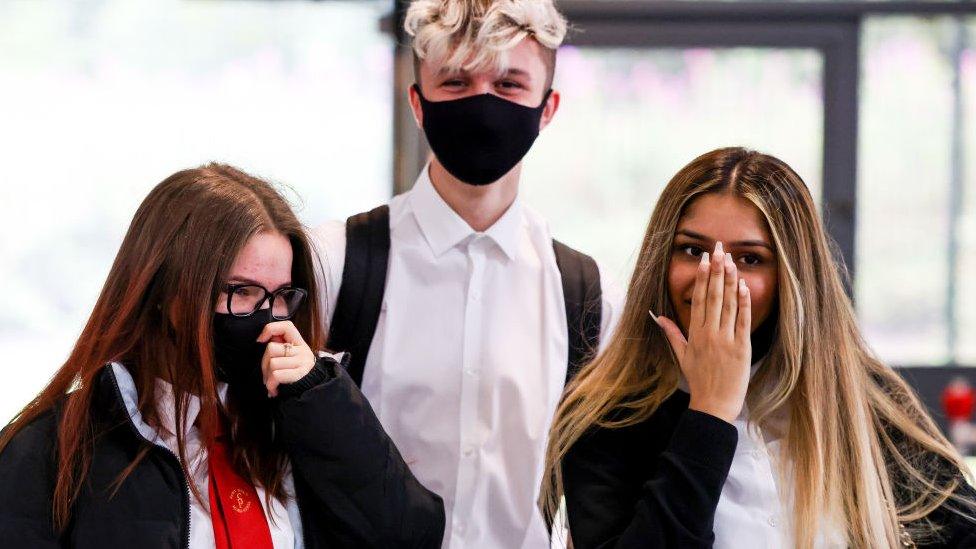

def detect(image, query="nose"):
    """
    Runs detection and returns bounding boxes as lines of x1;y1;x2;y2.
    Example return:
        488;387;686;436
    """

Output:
471;81;493;96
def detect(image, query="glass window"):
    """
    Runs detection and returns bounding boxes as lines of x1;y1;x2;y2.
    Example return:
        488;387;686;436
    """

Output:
857;16;976;366
0;0;393;423
960;18;976;366
522;47;824;287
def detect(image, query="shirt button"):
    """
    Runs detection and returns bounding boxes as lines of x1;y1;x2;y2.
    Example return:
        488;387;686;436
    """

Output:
470;291;481;302
751;449;763;460
463;445;476;457
455;522;466;534
768;516;778;527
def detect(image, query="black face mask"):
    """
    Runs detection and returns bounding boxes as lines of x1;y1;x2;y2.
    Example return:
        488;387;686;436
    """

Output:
414;84;551;186
750;306;778;364
212;309;273;398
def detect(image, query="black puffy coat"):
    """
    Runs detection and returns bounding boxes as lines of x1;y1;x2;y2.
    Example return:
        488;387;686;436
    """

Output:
0;355;445;548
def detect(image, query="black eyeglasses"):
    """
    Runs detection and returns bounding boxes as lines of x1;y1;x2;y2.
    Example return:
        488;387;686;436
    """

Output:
221;284;307;320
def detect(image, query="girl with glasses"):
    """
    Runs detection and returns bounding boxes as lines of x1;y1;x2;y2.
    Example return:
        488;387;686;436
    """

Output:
0;163;444;548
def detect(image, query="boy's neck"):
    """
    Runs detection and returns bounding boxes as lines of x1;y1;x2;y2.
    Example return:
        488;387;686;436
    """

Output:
427;158;520;233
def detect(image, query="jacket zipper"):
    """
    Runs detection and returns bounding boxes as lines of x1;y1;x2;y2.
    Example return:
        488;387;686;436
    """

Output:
294;482;313;549
106;368;193;549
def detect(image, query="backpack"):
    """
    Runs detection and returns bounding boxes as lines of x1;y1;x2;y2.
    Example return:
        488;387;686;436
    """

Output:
327;205;602;388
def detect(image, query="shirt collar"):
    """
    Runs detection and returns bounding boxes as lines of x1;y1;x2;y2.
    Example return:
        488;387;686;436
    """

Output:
111;362;228;443
407;164;523;260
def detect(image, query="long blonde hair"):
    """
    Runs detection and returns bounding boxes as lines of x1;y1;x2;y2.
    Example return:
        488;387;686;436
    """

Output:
541;147;974;547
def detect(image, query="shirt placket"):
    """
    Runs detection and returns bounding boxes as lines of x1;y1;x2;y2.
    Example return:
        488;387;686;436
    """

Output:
450;236;486;547
749;425;784;544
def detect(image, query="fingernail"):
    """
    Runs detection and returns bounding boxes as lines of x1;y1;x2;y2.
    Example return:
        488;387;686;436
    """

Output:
739;278;747;292
725;252;733;267
715;241;723;255
648;309;659;322
701;251;709;265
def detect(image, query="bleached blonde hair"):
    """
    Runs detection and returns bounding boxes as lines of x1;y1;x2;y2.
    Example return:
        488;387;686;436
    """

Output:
404;0;568;86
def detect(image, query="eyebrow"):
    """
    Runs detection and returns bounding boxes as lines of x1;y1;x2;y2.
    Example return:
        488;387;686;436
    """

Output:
500;68;532;80
226;277;292;290
437;68;468;78
436;68;533;81
674;229;774;251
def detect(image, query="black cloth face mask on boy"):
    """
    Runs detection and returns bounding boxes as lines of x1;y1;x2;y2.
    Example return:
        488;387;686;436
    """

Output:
414;83;551;186
212;309;273;397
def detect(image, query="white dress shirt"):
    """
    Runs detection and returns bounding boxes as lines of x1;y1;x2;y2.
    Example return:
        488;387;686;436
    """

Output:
685;362;847;548
111;363;304;549
314;166;619;548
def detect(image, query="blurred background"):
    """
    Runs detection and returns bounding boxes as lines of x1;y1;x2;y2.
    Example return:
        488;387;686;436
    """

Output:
0;0;974;465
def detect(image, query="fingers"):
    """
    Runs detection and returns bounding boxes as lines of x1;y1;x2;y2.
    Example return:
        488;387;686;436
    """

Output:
265;341;308;359
267;355;306;372
265;371;282;398
705;241;725;327
720;253;738;336
266;359;315;397
261;328;316;398
689;251;710;329
257;320;304;345
263;357;306;398
651;311;688;361
735;278;752;343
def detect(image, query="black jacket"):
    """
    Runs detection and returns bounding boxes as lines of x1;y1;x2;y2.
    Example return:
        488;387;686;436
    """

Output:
563;389;976;549
0;355;445;548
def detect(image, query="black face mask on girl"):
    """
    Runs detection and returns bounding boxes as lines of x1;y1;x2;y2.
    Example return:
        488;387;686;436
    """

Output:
212;309;272;397
414;84;551;186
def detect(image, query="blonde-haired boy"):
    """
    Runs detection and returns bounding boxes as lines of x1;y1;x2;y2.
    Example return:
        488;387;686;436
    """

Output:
315;1;618;547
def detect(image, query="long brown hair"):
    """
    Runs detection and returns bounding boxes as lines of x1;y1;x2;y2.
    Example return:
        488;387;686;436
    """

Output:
0;163;324;529
541;148;974;547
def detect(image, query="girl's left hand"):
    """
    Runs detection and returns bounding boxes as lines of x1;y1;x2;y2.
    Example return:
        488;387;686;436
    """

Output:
257;321;316;398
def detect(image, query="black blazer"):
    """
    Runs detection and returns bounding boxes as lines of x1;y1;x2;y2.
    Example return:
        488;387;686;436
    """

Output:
562;389;976;549
0;355;445;548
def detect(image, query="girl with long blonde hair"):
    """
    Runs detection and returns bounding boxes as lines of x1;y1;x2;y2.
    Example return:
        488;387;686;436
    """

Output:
541;148;975;548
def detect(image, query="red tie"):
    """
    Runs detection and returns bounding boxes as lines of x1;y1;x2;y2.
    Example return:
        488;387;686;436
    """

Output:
206;422;274;549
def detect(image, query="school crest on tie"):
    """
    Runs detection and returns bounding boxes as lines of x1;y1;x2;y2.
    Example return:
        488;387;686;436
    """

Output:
229;488;252;513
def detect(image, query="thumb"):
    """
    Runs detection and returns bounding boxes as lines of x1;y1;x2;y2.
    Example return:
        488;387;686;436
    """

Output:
650;310;687;361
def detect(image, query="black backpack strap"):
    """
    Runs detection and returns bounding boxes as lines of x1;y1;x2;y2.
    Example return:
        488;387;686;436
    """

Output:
327;205;391;387
552;240;603;385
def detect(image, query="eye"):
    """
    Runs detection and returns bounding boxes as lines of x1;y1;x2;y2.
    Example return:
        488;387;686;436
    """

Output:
677;244;704;258
232;286;257;297
738;254;762;266
441;79;465;88
497;80;524;90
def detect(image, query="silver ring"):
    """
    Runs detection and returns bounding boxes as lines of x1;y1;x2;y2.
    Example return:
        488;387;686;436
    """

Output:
283;343;293;357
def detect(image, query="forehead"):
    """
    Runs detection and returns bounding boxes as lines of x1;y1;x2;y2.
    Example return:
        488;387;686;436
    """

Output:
229;231;293;285
676;193;772;243
422;36;549;81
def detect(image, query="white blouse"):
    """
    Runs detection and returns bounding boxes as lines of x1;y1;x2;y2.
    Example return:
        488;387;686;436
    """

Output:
111;363;303;549
681;361;847;548
697;362;847;548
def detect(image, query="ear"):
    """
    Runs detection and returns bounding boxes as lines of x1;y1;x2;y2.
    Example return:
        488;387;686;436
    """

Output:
408;83;424;130
539;88;560;132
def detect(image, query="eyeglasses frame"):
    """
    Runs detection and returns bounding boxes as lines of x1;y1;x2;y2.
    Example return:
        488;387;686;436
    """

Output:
222;283;308;320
